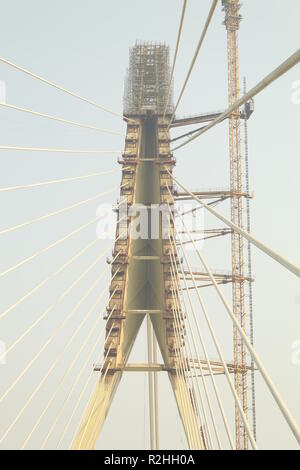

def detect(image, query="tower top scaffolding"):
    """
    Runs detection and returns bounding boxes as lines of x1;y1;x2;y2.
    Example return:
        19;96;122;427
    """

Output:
222;0;242;31
123;41;174;116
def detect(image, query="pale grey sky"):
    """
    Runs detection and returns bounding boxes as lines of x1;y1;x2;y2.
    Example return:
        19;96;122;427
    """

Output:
0;0;299;450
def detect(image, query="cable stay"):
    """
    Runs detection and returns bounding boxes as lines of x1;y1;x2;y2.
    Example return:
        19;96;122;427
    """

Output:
169;192;257;448
56;340;113;449
162;0;187;120
20;285;119;449
167;0;218;130
173;196;300;446
172;48;300;151
73;343;114;450
166;169;300;278
0;168;119;193
0;145;121;154
0;204;126;322
168;226;235;450
0;190;126;279
0;103;125;136
169;254;219;449
0;185;120;236
40;305;117;449
0;238;98;322
0;274;116;446
0;55;131;122
0;247;115;373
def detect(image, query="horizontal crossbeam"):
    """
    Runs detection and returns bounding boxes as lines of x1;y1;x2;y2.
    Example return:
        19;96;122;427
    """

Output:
170;105;253;129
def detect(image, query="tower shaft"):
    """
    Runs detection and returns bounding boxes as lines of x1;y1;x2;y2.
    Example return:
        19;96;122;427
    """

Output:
73;43;203;450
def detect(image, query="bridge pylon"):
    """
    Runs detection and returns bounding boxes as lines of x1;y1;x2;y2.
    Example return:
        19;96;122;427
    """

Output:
73;43;204;450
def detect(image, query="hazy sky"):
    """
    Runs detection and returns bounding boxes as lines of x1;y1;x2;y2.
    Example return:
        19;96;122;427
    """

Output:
0;0;299;450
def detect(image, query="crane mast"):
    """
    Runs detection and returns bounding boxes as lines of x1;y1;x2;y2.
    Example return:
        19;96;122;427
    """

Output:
222;0;249;450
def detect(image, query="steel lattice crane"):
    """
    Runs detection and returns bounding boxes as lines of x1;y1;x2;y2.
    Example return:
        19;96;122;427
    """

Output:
222;0;254;450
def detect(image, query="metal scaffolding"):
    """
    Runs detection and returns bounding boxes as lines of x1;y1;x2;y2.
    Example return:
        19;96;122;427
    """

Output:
124;41;174;116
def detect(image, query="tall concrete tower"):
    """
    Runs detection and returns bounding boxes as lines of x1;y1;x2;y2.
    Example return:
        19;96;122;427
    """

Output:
73;42;204;450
